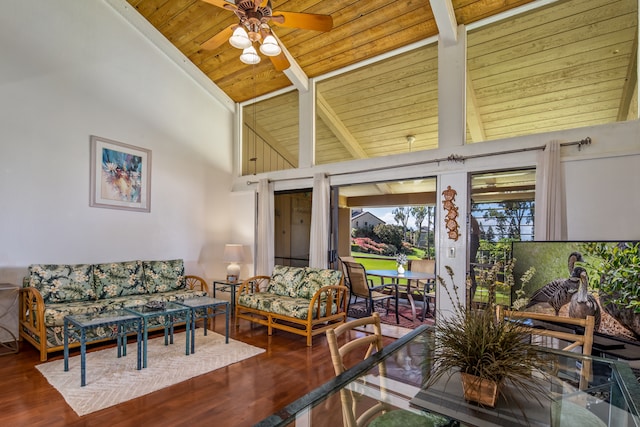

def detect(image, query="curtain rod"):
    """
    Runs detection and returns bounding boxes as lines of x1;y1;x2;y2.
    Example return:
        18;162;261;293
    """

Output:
246;137;591;185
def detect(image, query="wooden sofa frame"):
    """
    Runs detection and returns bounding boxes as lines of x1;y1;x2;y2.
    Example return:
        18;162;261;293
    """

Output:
235;275;349;346
19;275;207;361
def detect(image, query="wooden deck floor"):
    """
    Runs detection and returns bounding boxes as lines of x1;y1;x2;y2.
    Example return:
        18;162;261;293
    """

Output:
0;316;399;427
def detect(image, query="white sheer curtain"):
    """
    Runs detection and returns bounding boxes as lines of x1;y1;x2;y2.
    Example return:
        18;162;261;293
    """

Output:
534;140;566;240
256;178;274;276
309;173;330;268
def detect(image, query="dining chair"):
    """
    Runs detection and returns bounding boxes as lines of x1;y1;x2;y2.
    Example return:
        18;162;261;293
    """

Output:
496;307;595;389
326;314;451;427
408;259;436;320
343;261;399;324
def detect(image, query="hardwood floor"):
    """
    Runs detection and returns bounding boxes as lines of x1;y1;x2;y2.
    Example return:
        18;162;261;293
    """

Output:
0;317;398;427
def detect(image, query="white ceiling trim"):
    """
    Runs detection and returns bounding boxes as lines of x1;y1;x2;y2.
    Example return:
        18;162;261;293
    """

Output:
272;32;309;93
466;0;561;31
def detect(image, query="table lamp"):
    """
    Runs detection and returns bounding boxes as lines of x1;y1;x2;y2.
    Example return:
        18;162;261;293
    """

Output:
223;244;244;281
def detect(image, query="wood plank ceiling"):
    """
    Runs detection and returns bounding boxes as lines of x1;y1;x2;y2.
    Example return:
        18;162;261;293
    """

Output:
127;0;537;103
127;0;637;198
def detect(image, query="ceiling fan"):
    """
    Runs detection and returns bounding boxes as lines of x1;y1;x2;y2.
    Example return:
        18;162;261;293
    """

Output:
200;0;333;71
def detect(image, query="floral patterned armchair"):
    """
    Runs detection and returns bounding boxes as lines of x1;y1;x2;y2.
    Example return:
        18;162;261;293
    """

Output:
236;265;349;346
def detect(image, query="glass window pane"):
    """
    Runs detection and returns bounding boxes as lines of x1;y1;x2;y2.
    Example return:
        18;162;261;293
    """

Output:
316;44;438;165
466;0;638;143
242;91;299;175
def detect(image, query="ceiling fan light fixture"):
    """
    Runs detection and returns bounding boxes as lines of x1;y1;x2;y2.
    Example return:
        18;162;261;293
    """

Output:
240;46;261;64
260;35;281;56
229;27;251;49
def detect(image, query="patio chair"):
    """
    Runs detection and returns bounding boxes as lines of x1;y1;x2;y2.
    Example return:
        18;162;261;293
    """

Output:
338;256;355;302
343;261;399;324
407;259;436;320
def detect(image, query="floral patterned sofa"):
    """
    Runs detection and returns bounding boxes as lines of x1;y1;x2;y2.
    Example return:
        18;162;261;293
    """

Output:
19;259;208;361
236;265;349;346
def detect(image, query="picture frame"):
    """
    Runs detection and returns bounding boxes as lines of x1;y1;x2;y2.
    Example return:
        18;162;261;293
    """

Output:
226;274;238;283
89;135;151;212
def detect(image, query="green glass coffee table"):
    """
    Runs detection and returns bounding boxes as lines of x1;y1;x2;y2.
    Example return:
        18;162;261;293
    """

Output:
125;301;191;368
64;309;143;387
177;297;229;354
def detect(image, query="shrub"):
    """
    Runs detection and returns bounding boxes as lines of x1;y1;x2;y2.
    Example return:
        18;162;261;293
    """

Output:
351;237;387;254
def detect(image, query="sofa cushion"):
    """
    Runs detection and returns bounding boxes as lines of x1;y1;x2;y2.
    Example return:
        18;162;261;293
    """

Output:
143;259;186;293
267;265;306;298
43;299;144;327
238;293;335;319
238;292;281;310
296;267;342;299
94;260;146;298
28;264;95;304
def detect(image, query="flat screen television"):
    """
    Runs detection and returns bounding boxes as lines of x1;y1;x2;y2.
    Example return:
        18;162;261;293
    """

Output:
511;240;640;346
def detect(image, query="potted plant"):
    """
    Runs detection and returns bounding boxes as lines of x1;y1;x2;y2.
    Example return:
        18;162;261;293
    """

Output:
423;261;548;408
583;242;640;337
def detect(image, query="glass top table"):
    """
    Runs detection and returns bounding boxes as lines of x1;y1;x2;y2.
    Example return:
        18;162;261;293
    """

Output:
64;309;143;386
125;301;191;368
256;325;640;426
176;297;229;354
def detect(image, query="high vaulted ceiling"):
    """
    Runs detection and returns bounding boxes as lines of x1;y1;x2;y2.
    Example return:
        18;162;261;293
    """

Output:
126;0;538;103
124;0;637;202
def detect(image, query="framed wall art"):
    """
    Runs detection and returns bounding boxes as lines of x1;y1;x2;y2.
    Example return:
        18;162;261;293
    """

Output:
89;135;151;212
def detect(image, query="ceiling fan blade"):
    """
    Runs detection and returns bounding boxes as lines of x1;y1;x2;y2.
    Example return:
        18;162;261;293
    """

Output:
201;24;236;50
269;51;290;72
200;0;237;11
271;11;333;32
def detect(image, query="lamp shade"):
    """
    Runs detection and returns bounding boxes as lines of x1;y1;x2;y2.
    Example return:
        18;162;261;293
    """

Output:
223;244;245;263
229;27;251;49
240;46;261;64
259;35;281;57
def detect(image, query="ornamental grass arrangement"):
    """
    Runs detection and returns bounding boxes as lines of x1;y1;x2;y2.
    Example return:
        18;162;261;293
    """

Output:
423;261;550;410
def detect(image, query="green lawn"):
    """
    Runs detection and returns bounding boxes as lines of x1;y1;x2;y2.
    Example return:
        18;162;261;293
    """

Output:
473;287;511;305
351;253;511;304
351;255;416;286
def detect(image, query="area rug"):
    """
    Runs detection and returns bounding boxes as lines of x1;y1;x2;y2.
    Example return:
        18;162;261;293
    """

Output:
36;332;264;416
348;301;435;329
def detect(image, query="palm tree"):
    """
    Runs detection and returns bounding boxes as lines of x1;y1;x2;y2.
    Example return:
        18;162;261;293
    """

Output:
392;207;411;245
411;206;427;247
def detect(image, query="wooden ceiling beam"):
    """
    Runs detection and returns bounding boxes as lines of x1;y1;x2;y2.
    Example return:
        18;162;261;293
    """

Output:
272;32;309;93
466;69;486;142
617;30;638;121
347;192;435;208
429;0;458;45
244;119;298;167
316;93;393;193
316;92;367;159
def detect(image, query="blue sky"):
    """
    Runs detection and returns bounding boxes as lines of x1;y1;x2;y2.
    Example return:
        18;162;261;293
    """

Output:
365;208;419;229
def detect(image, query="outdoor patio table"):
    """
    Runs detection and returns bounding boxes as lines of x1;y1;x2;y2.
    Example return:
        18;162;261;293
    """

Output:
366;269;435;321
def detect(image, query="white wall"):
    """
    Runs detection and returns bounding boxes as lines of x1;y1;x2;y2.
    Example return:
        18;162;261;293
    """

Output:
0;0;235;288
